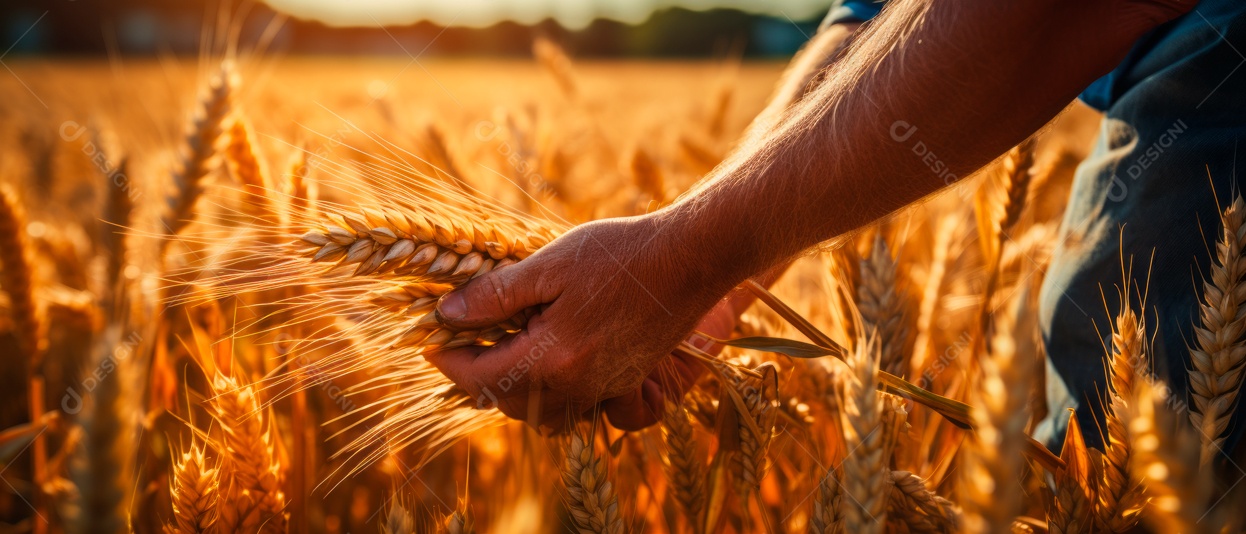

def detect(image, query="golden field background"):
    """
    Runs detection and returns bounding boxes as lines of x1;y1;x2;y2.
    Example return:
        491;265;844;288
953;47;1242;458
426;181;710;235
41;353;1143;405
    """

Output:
4;51;1239;534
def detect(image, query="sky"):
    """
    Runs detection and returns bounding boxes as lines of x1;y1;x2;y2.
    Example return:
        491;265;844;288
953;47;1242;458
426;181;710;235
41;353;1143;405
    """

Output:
262;0;835;29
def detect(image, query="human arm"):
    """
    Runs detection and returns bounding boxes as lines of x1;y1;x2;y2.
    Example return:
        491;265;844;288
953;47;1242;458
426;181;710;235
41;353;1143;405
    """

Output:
744;20;862;140
427;0;1194;430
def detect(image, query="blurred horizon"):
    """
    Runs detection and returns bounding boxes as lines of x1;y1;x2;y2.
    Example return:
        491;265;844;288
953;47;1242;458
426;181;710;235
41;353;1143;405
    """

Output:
2;0;831;58
266;0;832;29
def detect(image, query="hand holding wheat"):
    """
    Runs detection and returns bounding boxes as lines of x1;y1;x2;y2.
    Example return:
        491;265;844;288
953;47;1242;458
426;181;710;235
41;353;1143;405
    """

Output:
428;216;740;430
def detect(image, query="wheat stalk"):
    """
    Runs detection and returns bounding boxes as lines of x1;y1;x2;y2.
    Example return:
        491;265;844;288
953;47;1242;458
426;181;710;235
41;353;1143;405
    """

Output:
210;372;287;533
839;334;888;534
1095;303;1147;532
163;61;234;240
166;442;220;534
661;399;706;526
563;426;624;534
888;470;961;533
1189;194;1246;466
857;233;909;377
67;326;135;534
910;215;957;375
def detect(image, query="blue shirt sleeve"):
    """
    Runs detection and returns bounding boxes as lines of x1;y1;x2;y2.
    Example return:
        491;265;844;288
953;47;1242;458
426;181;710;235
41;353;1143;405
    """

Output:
821;0;884;31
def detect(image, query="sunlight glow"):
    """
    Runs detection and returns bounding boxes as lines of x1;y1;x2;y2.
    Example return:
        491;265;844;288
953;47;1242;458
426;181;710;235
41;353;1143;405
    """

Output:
262;0;834;29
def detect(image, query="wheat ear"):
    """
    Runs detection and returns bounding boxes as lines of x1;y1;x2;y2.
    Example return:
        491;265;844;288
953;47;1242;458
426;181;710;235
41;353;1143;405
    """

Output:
628;145;666;205
210;372;287;533
284;148;311;218
1189;195;1246;466
189;183;563;476
0;184;49;529
224;117;275;223
1130;379;1227;532
1047;410;1095;534
100;157;132;304
441;509;476;534
532;36;578;99
976;138;1037;352
563;426;624;534
424;123;471;193
1095;304;1147;532
962;304;1030;533
808;468;843;534
661;399;706;526
888;470;961;533
706;80;734;139
733;362;779;502
297;208;552;349
162;61;234;240
166;442;220;534
68;326;135;534
858;233;909;377
0;292;10;334
0;184;45;368
840;334;888;534
998;137;1037;234
380;498;415;534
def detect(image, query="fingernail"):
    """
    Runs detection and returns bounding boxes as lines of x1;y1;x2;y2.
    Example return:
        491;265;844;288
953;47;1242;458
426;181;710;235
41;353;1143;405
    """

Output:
436;292;467;321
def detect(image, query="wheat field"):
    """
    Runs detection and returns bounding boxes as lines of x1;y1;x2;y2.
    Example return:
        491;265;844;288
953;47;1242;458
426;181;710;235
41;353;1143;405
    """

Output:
0;43;1242;534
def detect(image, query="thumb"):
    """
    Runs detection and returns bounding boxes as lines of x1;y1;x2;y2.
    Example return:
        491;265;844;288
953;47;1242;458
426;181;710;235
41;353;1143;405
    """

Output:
435;261;549;329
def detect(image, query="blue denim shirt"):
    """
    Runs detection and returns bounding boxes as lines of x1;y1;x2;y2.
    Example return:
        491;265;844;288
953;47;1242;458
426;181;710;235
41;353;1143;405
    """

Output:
823;0;1246;111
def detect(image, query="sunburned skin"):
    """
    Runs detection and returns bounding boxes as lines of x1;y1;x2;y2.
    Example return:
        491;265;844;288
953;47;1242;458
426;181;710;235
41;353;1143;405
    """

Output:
427;0;1197;431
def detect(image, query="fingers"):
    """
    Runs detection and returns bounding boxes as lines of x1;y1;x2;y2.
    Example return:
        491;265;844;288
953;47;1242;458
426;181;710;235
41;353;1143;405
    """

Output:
435;259;553;330
424;312;568;414
426;327;543;395
421;345;490;402
602;379;664;430
429;333;666;432
425;344;555;425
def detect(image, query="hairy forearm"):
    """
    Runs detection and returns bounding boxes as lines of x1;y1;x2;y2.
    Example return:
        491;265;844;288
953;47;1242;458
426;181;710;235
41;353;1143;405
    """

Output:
744;22;861;142
653;0;1188;295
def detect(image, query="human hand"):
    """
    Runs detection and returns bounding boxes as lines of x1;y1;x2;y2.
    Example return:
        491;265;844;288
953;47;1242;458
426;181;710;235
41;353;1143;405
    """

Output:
425;215;742;432
599;292;745;430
